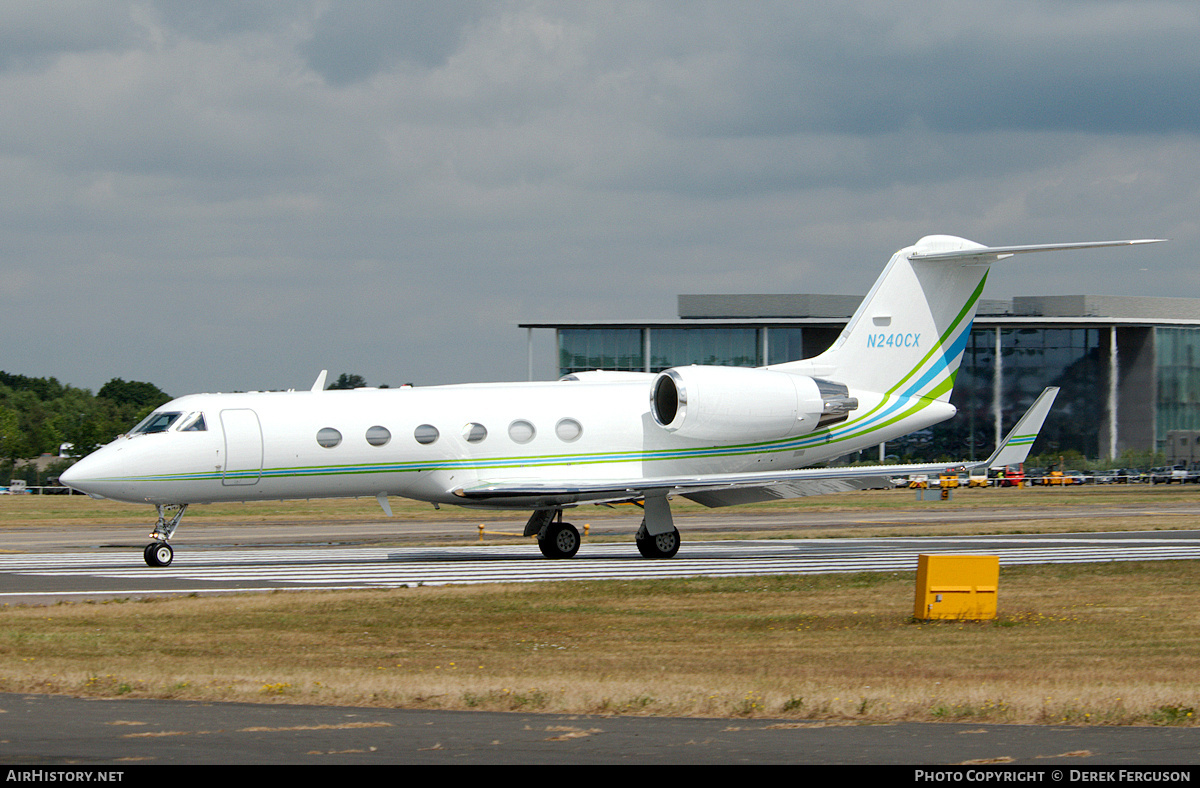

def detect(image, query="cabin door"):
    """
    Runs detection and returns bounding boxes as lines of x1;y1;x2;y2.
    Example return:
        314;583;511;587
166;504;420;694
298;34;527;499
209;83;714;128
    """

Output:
220;408;263;486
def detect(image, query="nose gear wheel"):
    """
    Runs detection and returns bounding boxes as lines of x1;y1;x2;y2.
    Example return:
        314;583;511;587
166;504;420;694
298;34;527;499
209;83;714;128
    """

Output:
144;541;174;567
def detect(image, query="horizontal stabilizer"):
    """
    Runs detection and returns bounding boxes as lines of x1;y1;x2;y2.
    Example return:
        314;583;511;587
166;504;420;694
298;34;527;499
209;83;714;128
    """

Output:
910;239;1165;265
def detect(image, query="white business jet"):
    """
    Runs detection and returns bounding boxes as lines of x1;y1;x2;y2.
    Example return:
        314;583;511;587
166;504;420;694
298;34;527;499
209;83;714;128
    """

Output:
60;235;1161;566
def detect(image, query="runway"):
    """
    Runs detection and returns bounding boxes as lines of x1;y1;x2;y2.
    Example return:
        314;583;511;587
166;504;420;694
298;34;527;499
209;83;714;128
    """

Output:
3;529;1200;604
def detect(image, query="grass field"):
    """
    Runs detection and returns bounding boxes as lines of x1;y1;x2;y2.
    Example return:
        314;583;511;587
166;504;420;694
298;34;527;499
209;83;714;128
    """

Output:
2;486;1199;724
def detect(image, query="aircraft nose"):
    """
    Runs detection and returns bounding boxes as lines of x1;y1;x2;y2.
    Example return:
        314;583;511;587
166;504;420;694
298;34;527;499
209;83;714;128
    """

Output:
57;440;176;504
58;448;119;499
58;454;95;495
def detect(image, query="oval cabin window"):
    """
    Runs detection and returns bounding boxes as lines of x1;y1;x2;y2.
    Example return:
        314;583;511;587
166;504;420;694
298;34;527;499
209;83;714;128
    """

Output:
316;428;342;448
508;420;536;444
555;418;582;442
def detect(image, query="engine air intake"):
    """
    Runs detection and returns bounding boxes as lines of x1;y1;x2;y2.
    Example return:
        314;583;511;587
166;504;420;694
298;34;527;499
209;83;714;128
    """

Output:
649;366;857;441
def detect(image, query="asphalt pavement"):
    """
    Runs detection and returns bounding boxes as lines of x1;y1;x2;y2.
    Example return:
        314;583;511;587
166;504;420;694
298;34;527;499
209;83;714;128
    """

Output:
3;692;1199;767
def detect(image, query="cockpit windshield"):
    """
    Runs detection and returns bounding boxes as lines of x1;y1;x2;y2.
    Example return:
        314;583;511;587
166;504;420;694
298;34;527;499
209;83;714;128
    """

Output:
179;413;207;432
129;411;182;435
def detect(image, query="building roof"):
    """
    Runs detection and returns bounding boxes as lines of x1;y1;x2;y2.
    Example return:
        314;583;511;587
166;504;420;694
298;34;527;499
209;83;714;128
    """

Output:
677;293;1200;320
521;294;1200;329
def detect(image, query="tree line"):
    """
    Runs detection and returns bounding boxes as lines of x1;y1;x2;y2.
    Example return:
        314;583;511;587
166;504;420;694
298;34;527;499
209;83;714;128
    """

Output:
0;371;379;485
0;371;170;485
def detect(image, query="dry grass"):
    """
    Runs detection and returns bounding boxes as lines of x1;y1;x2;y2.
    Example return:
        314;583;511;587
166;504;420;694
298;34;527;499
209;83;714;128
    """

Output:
2;561;1199;725
0;494;458;527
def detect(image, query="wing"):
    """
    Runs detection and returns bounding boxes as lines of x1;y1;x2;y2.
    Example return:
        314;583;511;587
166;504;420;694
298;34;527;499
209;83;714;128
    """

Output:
454;461;940;509
455;388;1060;509
982;386;1059;470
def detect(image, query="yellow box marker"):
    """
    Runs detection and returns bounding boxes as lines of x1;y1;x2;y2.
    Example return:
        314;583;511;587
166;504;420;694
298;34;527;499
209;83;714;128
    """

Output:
914;554;999;620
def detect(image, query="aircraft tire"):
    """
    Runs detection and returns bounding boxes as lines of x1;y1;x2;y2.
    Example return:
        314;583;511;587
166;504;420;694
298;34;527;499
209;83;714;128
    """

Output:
636;526;680;559
538;521;580;559
144;542;173;567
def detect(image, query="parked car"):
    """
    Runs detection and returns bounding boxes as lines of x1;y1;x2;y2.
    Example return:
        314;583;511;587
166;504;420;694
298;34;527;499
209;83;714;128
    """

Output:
1120;468;1146;483
1150;465;1188;484
1095;469;1119;484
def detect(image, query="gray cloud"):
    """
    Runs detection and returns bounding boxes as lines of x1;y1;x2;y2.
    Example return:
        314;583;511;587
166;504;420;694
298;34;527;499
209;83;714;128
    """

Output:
299;1;488;83
0;1;1195;397
0;1;137;69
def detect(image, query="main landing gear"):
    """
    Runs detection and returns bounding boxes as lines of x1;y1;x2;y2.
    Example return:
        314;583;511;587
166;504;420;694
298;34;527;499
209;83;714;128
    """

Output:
525;496;681;559
634;494;680;558
636;520;680;559
144;503;187;567
526;509;581;559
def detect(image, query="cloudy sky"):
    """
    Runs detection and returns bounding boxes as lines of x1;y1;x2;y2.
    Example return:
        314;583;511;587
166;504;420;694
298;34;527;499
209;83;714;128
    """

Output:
2;1;1196;397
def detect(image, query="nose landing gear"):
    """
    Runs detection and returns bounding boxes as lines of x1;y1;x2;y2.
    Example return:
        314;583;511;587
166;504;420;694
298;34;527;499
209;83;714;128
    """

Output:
144;504;187;567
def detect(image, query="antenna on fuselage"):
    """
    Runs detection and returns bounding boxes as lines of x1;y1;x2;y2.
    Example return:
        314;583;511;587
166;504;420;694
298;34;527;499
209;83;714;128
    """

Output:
311;370;328;392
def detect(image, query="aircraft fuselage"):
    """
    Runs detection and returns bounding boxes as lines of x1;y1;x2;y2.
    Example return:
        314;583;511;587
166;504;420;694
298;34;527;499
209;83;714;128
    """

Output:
62;375;950;509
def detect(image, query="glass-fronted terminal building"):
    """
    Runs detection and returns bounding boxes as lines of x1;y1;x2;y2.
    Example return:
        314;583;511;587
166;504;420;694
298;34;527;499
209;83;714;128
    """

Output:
521;294;1200;462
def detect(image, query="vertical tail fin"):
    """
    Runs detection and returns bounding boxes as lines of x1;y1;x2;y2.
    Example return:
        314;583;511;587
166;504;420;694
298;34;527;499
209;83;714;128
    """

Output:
778;235;993;401
774;236;1164;403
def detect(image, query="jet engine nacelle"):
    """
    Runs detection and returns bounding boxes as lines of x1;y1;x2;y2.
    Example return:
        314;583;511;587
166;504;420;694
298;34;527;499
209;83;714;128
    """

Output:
650;365;858;441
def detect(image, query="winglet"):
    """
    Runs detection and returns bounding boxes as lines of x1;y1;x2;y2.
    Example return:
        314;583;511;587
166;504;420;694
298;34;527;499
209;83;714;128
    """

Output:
311;370;328;392
979;387;1060;470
